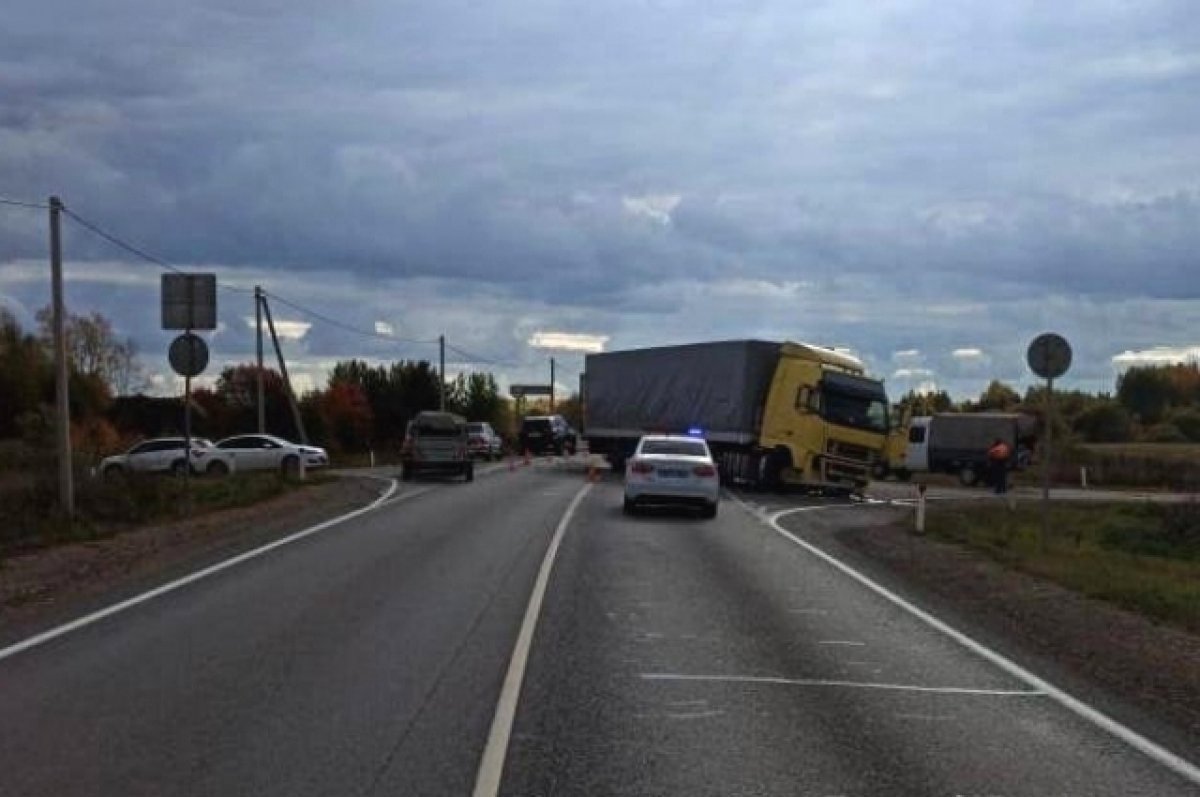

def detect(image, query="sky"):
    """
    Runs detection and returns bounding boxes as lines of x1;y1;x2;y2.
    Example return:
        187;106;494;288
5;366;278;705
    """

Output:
2;0;1199;400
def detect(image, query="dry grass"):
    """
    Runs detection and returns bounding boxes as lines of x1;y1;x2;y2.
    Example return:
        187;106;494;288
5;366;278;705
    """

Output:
926;501;1200;632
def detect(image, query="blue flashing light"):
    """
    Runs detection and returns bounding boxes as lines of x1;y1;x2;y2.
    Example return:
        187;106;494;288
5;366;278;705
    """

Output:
686;427;704;437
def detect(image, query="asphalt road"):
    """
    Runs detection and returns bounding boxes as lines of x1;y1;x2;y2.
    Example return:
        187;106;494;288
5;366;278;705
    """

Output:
2;464;1197;796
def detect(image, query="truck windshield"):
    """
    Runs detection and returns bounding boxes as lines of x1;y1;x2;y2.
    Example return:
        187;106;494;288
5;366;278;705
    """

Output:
819;372;889;434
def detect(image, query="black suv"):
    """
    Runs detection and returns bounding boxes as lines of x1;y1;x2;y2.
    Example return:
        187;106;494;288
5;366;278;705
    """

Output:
519;415;576;455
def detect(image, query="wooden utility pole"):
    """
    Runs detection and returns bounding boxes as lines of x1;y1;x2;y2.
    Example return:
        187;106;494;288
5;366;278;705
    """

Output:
260;295;309;444
255;286;265;433
550;357;556;412
49;196;73;516
439;335;446;411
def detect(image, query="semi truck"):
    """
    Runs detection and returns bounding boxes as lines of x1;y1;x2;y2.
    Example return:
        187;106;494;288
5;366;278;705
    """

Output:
582;340;891;492
905;412;1036;486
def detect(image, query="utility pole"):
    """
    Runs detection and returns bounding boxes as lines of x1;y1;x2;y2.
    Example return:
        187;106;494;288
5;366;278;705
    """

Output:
255;286;265;433
550;357;556;412
439;334;446;411
260;295;309;444
49;196;73;516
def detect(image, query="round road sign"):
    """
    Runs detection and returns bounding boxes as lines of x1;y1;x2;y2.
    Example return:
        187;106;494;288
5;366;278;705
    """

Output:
169;333;209;378
1027;333;1072;379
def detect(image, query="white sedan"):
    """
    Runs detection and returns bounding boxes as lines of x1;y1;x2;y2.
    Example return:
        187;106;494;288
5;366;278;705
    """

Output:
100;437;235;477
623;435;720;518
214;434;329;475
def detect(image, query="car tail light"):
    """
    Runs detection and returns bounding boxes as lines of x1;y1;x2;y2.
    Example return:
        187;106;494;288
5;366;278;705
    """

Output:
693;464;717;478
631;461;654;474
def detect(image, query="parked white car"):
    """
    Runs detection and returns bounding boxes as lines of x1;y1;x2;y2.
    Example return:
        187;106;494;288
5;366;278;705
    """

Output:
623;434;720;518
214;434;329;474
100;437;235;477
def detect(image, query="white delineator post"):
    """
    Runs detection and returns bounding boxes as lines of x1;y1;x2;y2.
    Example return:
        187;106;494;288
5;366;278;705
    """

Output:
915;483;927;534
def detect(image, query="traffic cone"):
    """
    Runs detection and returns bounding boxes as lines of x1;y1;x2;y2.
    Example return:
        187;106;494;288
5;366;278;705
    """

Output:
587;462;598;482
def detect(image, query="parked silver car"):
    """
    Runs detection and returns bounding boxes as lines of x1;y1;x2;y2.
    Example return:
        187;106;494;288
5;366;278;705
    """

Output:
466;421;504;460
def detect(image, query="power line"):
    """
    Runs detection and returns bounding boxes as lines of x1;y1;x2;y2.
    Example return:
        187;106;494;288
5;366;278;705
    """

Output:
60;205;253;294
61;207;187;274
263;290;437;348
445;341;519;368
0;196;50;210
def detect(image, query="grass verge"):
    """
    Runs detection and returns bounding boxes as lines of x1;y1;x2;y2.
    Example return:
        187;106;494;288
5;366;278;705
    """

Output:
2;471;333;559
925;500;1200;633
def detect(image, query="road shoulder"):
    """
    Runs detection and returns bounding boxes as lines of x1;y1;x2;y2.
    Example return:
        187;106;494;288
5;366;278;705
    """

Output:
0;474;387;645
771;501;1200;763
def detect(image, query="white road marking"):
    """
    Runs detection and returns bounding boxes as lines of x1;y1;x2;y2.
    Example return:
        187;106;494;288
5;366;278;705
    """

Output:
818;640;867;647
724;490;1200;787
0;477;401;664
472;482;593;797
640;673;1044;697
667;709;725;721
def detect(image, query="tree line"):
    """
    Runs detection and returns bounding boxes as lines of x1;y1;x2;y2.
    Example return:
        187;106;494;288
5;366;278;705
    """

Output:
898;365;1200;444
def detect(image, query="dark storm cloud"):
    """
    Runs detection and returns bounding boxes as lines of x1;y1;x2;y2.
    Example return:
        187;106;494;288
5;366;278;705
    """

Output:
3;0;1199;395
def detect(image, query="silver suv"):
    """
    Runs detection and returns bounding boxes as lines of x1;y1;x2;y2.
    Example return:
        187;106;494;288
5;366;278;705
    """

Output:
401;412;474;482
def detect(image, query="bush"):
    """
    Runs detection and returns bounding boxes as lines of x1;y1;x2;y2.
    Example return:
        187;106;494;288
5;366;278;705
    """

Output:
1143;423;1188;443
1167;409;1200;442
1099;502;1200;560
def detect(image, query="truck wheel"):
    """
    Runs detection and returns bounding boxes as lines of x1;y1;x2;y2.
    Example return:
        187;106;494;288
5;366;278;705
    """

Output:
959;465;979;487
762;448;789;491
895;468;912;482
872;462;889;480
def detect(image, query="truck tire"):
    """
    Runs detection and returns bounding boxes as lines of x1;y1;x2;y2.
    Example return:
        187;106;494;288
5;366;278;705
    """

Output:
762;447;790;491
959;464;979;487
871;462;889;480
894;468;912;482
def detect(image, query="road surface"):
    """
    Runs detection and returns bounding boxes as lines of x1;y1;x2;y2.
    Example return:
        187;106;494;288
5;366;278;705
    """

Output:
1;463;1196;796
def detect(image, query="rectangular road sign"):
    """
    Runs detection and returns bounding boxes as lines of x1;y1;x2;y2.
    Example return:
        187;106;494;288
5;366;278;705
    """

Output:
162;274;217;330
510;384;552;398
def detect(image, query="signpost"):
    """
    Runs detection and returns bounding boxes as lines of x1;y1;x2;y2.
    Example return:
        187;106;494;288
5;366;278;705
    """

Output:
509;384;553;421
1026;333;1072;550
163;274;217;505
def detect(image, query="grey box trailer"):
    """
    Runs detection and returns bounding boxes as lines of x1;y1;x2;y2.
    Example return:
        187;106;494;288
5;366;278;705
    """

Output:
584;340;781;455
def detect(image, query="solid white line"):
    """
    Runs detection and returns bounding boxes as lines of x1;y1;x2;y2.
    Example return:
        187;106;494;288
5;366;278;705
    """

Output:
724;490;1200;787
640;673;1044;697
472;481;593;797
0;477;401;664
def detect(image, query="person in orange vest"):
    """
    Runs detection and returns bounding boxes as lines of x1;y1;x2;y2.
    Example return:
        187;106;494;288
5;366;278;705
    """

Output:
988;438;1011;494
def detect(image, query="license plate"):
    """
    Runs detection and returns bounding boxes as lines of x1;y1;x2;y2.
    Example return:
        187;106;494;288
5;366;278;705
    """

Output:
659;469;688;479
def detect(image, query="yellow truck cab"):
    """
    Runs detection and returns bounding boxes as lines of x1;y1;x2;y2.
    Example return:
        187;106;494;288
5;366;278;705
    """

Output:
756;343;890;489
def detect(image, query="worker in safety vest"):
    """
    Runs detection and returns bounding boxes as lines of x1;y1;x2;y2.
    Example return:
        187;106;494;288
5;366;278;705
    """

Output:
987;438;1011;495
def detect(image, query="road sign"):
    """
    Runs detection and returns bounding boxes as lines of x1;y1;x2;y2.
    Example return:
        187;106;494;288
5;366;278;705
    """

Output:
169;333;209;377
162;274;217;330
510;384;553;398
1027;333;1072;379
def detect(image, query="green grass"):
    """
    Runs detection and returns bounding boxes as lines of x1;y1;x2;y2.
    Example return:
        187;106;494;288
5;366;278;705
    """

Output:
2;471;331;558
1078;443;1200;460
925;501;1200;633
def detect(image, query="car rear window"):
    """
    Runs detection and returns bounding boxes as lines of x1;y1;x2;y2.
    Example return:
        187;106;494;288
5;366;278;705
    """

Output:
466;423;484;433
641;440;708;457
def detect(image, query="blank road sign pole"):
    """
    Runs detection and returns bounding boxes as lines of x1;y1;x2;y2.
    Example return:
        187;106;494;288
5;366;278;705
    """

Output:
255;287;265;434
49;196;73;517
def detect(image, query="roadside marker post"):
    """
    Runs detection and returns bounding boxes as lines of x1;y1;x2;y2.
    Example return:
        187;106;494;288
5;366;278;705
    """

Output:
1027;333;1072;552
915;483;927;535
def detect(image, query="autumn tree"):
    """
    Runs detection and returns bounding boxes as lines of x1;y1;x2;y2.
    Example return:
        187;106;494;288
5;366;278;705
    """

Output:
319;381;373;452
36;306;143;396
